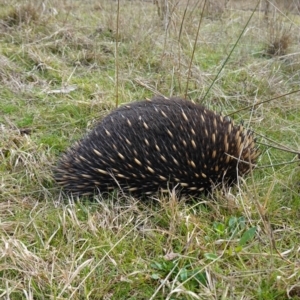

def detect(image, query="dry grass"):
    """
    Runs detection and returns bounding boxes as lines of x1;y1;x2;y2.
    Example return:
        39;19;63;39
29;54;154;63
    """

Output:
0;0;300;299
2;3;42;27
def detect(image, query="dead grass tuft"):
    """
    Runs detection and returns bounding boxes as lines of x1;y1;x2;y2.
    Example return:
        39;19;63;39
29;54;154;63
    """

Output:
262;1;295;58
2;3;42;27
266;32;291;57
0;123;54;201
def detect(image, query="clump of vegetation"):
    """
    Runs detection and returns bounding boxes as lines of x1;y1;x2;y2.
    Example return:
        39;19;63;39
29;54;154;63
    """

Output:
1;3;42;27
263;3;293;57
266;32;290;56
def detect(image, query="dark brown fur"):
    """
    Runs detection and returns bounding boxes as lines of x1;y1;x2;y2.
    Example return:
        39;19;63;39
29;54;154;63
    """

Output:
54;97;259;197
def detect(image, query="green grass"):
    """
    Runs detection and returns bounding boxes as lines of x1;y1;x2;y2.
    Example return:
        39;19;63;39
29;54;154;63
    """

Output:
1;0;300;299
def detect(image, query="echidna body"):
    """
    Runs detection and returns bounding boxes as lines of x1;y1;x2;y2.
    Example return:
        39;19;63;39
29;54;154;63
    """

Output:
55;97;259;197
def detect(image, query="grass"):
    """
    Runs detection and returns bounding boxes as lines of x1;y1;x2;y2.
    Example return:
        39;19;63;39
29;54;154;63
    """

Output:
1;0;300;299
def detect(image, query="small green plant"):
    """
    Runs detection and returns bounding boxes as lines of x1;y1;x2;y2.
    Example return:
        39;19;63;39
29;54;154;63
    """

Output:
151;259;208;290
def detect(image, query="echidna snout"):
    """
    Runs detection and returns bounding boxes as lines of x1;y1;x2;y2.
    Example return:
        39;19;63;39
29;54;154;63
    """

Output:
54;97;260;197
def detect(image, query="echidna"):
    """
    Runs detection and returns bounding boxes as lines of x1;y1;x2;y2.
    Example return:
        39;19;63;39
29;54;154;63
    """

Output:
54;97;260;197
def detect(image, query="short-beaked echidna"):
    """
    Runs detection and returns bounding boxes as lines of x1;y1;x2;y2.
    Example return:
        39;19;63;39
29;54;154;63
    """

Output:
54;97;260;197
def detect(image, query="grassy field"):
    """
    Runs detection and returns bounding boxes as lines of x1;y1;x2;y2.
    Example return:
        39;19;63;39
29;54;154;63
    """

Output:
1;0;300;299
